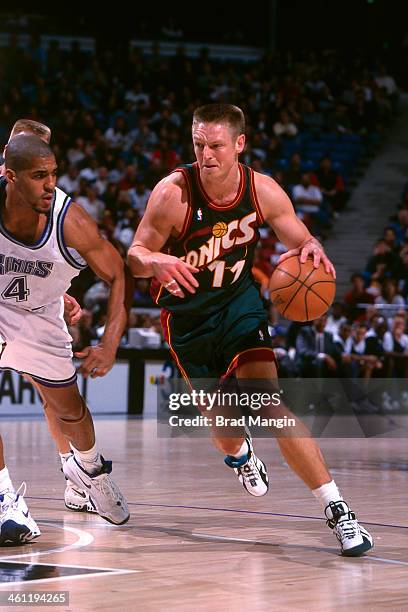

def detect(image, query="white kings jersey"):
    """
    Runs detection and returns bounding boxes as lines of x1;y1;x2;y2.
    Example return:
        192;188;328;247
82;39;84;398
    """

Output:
0;178;87;313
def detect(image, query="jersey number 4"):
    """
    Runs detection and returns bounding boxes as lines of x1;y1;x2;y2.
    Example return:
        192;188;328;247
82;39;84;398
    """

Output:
1;276;30;302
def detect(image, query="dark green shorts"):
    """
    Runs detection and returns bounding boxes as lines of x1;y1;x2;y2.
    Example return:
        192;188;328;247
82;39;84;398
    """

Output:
161;284;276;380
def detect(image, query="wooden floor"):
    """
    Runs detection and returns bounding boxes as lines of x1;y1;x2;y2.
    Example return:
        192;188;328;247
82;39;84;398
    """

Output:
0;418;407;611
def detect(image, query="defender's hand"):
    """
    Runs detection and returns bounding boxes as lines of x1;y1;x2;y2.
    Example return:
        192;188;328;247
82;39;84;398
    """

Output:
151;253;199;298
75;345;116;378
63;294;82;325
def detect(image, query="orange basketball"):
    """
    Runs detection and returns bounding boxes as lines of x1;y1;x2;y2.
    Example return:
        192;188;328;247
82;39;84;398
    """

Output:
212;221;228;238
269;255;336;322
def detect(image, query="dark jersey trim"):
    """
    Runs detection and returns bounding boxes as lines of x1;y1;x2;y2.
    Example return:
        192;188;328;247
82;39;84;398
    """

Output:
56;198;87;270
0;365;77;387
194;162;246;210
0;188;55;250
160;309;193;388
222;347;277;379
171;167;193;243
249;168;265;225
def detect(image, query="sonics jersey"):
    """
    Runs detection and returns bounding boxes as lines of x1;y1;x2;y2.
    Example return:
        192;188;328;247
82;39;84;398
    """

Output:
156;162;264;315
0;178;87;313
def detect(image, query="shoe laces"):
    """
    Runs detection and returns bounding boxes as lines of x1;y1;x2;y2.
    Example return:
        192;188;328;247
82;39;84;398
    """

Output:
325;500;356;529
240;454;260;484
0;482;26;513
335;517;359;541
94;473;122;504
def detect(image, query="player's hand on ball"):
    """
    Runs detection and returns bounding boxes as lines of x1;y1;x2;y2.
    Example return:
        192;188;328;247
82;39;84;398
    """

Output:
63;294;82;325
279;243;336;278
151;253;199;298
75;345;116;378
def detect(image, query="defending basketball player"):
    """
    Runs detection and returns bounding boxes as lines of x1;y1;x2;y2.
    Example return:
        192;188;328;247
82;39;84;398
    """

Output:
0;135;130;544
0;121;95;548
128;103;373;557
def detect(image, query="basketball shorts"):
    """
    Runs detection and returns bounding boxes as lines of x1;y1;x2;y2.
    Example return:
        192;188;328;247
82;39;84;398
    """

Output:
0;300;77;387
162;283;277;381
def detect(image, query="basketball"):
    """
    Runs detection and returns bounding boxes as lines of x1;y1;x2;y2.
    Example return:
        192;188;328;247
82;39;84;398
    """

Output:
212;221;228;237
269;255;336;322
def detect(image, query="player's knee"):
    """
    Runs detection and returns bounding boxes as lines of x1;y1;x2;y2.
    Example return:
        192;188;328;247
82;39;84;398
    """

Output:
52;400;86;423
213;437;243;456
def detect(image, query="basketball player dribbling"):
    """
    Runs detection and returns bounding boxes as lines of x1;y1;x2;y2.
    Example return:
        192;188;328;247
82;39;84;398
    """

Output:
0;135;129;545
128;103;373;556
0;121;95;548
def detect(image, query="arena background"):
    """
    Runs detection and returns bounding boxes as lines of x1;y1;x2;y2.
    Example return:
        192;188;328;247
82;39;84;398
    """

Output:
0;3;407;609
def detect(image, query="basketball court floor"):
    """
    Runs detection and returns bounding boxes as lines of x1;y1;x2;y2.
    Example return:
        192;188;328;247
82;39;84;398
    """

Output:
0;417;407;611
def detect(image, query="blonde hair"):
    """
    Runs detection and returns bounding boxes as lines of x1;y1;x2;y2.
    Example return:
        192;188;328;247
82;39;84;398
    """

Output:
9;119;51;143
193;104;245;137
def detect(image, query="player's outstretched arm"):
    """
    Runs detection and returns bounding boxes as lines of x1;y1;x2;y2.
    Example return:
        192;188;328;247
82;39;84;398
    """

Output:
127;174;199;298
64;203;128;378
254;172;336;277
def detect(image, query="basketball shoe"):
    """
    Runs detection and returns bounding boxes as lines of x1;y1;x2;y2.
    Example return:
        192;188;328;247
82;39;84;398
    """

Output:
0;483;41;546
224;435;269;496
64;481;96;513
61;453;96;513
62;455;129;525
325;500;373;556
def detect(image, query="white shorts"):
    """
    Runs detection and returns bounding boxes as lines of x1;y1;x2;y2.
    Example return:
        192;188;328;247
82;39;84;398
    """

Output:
0;301;77;387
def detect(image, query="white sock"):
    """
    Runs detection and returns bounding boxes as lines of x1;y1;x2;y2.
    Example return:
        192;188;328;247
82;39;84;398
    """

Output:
70;443;102;475
0;466;14;494
232;439;249;459
59;452;72;465
312;480;343;517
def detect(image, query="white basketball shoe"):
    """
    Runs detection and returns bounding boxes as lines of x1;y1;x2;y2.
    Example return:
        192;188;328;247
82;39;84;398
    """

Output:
325;500;373;556
224;435;269;497
0;483;41;546
62;455;129;525
64;481;96;513
61;452;96;513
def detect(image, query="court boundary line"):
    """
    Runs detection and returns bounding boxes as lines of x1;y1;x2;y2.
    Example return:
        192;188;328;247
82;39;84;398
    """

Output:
2;505;406;573
25;496;408;530
0;523;94;562
192;533;408;566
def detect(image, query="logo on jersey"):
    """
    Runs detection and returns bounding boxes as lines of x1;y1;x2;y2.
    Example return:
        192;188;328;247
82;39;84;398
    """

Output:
197;208;203;221
180;211;257;269
212;221;228;238
0;255;53;278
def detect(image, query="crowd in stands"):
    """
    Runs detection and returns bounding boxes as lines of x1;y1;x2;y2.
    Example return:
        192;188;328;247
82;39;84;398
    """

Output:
0;36;405;380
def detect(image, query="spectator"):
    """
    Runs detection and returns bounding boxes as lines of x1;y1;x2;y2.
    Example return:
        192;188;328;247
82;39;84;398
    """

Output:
324;302;347;336
129;181;152;215
292;172;326;235
273;110;298;138
348;322;384;379
104;115;129;150
283;152;303;190
311;156;347;212
79;157;99;183
343;273;374;322
77;186;105;223
295;315;341;377
83;280;109;310
383;314;408;377
57;164;80;197
94;166;109;197
374;278;405;321
365;239;398;284
333;321;354;377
